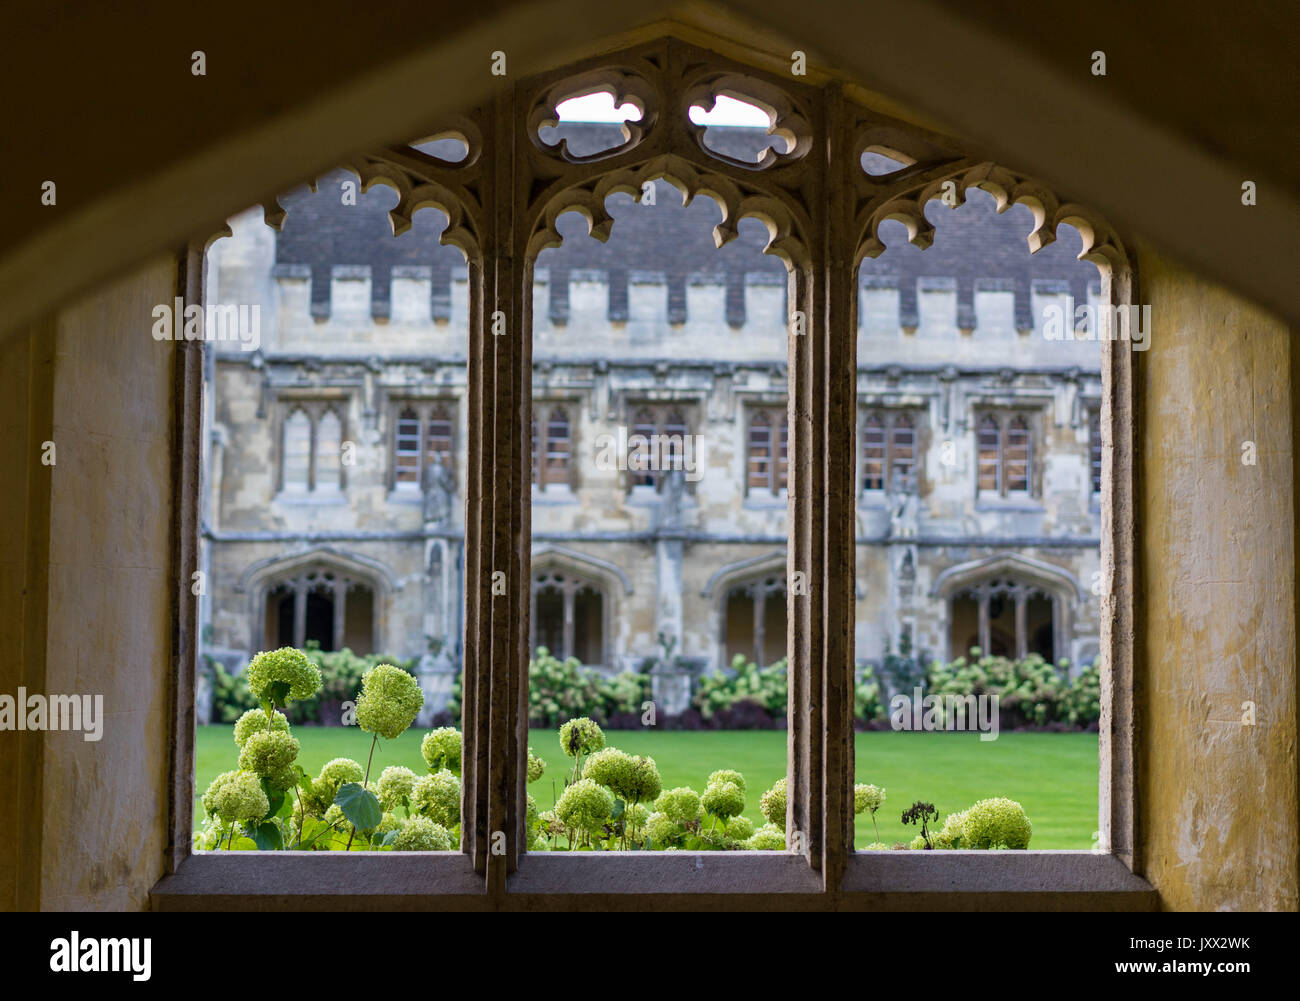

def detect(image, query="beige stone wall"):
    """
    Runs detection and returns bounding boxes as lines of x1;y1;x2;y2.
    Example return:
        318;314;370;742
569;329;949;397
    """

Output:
1136;245;1298;910
0;257;179;910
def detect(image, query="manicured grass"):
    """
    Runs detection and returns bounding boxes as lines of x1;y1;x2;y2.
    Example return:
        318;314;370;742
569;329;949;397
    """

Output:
194;726;1097;849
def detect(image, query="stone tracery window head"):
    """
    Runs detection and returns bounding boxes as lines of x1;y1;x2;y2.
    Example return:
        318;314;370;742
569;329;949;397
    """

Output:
263;567;376;655
723;573;788;669
530;569;607;666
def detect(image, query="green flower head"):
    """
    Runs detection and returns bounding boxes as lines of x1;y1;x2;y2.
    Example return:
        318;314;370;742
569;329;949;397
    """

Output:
908;834;929;850
555;778;614;834
708;769;746;794
237;729;300;778
961;797;1032;849
265;763;300;792
374;812;405;838
246;647;322;707
412;769;461;828
527;746;547;783
421;727;462;775
318;758;364;793
701;780;745;821
202;770;269;825
653;787;701;825
392;816;452;852
862;842;890;851
645;811;681;848
726;815;755;841
233;707;290;748
377;765;419;812
759;777;787;831
356;663;424;740
582;746;631;789
558;716;605;757
933;809;967;849
854;783;885;816
746;824;786;851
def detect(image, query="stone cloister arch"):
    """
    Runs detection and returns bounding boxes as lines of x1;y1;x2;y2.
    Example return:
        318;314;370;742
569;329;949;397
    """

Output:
247;34;1135;891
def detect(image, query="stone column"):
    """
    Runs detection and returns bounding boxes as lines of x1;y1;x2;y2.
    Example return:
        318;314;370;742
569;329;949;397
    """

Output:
1014;586;1028;660
977;585;991;655
292;577;307;648
333;578;347;652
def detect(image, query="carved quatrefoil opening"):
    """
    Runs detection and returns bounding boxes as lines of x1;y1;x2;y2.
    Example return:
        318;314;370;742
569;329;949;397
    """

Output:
529;70;657;163
688;93;792;166
681;74;811;171
536;91;645;158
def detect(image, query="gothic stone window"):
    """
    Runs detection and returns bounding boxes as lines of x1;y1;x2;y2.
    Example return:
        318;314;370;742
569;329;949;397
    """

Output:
627;403;691;491
949;577;1057;662
279;400;346;494
263;567;375;654
746;405;788;495
861;409;919;493
532;403;572;491
977;411;1035;498
723;573;787;668
530;569;606;666
392;400;456;492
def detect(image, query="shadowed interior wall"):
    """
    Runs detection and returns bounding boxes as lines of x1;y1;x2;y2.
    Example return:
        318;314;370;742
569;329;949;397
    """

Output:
0;257;179;910
1136;244;1298;910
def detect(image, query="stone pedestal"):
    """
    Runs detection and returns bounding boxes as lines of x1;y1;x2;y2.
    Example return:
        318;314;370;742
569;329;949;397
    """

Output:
650;665;692;717
416;649;458;726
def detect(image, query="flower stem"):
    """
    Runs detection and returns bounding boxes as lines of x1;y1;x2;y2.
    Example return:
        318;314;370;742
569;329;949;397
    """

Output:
346;732;380;851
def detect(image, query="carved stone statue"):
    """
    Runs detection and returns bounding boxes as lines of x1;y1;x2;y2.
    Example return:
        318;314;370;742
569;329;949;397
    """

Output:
421;458;454;524
657;468;687;530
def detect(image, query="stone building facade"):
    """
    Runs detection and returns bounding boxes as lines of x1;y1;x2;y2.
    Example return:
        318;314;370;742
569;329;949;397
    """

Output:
199;126;1103;718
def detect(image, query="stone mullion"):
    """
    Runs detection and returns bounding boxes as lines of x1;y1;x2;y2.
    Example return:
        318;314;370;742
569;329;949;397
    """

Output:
821;86;856;885
462;252;487;872
1099;260;1139;870
510;256;535;872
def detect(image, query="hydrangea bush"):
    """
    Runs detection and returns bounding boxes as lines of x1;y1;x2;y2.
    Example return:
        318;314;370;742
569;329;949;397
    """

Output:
199;647;1036;854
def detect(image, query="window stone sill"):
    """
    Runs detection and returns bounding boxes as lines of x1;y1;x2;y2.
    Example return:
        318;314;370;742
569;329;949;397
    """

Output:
150;850;1156;911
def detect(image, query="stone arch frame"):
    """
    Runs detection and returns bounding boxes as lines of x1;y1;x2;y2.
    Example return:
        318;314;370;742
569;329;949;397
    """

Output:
703;550;789;673
931;552;1083;664
231;33;1138;889
529;543;632;668
236;544;399;656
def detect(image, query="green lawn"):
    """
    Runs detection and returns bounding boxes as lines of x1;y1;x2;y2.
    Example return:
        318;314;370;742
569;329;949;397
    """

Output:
194;726;1098;849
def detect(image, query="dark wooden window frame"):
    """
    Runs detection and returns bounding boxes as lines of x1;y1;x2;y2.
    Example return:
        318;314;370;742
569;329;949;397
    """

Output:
154;36;1150;910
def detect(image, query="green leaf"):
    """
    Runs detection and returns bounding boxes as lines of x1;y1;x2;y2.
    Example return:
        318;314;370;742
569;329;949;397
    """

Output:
251;821;284;851
610;797;625;820
264;680;292;709
381;830;401;847
334;782;383;830
261;778;286;820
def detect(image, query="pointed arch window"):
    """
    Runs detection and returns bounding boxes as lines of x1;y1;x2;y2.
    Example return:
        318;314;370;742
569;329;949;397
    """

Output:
747;405;788;494
279;399;348;495
625;402;694;492
977;411;1038;498
533;403;572;491
390;399;458;492
861;409;921;493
